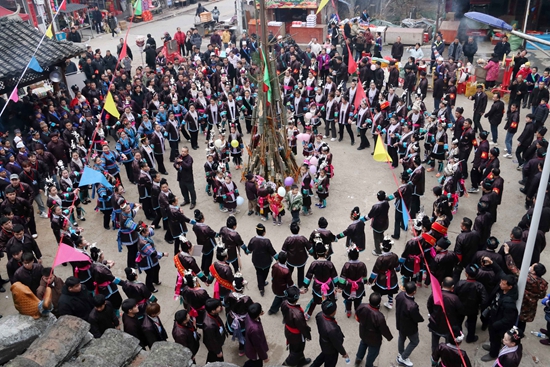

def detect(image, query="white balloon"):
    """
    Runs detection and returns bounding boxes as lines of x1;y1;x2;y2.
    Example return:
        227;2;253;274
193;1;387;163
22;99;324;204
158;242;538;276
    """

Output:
277;187;286;197
370;64;376;71
305;112;313;120
214;139;223;148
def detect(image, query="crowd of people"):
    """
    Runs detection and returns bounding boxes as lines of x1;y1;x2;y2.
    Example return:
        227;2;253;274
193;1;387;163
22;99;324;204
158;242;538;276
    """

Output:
1;11;550;367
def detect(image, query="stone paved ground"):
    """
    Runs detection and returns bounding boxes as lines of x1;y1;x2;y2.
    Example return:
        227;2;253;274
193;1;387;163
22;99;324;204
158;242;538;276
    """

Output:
1;3;548;365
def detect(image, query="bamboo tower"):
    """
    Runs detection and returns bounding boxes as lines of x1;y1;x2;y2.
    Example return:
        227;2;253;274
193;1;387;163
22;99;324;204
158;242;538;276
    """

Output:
245;0;299;184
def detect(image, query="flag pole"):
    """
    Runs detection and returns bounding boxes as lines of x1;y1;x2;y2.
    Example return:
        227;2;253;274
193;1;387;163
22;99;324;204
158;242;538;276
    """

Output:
516;148;550;312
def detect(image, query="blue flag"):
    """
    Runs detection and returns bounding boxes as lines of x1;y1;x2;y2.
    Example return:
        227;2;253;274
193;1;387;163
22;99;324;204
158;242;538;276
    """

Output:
402;203;410;231
28;56;43;73
79;166;113;188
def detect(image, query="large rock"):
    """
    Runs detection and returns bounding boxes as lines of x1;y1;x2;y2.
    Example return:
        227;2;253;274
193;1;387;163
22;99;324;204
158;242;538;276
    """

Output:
139;342;193;367
62;328;142;367
0;314;56;365
5;315;90;367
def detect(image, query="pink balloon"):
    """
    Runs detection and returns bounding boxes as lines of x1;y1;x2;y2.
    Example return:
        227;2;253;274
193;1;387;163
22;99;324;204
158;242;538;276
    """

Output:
309;157;318;166
309;165;317;174
296;133;307;141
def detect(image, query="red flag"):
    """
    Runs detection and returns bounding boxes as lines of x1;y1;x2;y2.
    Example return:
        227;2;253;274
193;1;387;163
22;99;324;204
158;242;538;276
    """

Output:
347;44;357;75
430;273;445;309
354;77;366;112
60;0;67;11
118;42;128;60
52;244;91;268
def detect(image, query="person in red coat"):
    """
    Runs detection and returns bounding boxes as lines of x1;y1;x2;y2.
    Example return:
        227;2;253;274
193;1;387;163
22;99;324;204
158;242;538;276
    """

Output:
174;27;186;56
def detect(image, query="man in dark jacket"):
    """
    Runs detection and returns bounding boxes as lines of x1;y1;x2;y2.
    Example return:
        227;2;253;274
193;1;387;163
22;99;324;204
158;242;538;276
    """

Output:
463;36;478;64
310;299;348;367
516;113;537;168
244;303;269;366
354;292;393;367
484;92;505;145
469;84;488;133
427;277;464;353
91;6;103;34
88;294;119;338
12;252;43;295
481;275;519;361
67;27;82;43
281;285;311;366
391;36;404;62
203;298;226;363
395;282;424;366
103;50;117;72
468;130;490;192
174;147;196;209
454;266;488;343
363;190;390;256
57;276;94;320
452;217;480;283
433;73;445;109
117;38;133;60
533;97;549;129
493;35;511;59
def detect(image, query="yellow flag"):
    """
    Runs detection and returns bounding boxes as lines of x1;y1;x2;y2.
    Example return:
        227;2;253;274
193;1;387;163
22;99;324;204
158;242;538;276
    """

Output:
104;92;120;119
373;134;393;163
316;0;330;14
45;24;53;39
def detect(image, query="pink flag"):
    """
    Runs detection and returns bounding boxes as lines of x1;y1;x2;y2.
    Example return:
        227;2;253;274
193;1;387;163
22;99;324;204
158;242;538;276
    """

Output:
9;88;18;103
430;273;445;309
52;244;91;268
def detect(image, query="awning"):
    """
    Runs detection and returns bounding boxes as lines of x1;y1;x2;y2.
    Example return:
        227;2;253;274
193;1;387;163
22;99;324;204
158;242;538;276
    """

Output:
57;3;90;13
0;5;30;21
265;0;318;9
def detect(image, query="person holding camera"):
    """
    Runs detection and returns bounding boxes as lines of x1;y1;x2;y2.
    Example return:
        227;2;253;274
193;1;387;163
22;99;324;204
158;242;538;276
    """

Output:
480;271;519;362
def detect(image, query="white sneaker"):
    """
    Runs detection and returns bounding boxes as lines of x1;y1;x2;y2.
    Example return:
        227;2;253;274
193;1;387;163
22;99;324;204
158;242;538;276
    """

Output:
39;212;48;218
397;355;414;366
383;302;393;310
330;138;337;141
506;153;513;159
503;153;510;158
323;135;328;139
32;234;38;239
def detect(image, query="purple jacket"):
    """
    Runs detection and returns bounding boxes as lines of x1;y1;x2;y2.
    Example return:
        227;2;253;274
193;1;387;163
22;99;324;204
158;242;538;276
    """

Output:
244;314;269;361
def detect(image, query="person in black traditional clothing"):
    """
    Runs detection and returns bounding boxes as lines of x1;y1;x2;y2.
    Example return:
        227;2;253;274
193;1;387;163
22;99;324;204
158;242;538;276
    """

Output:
309;299;349;367
122;298;147;347
281;285;312;366
141;302;168;349
192;209;217;278
338;245;368;318
219;215;247;272
431;326;473;367
203;298;227;363
173;309;201;364
282;222;312;289
225;273;253;356
302;236;338;320
368;236;400;309
208;241;235;305
120;267;156;315
492;327;524;367
245;223;277;296
90;246;122;313
167;193;195;255
336;206;366;251
179;270;210;329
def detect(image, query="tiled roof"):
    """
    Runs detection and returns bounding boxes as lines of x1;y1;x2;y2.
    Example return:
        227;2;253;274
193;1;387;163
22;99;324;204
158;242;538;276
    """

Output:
0;17;85;85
